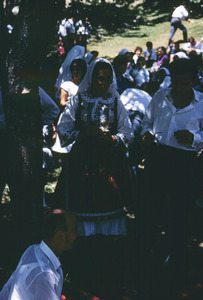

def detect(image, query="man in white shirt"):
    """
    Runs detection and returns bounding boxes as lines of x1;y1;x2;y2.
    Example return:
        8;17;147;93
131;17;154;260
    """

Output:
63;17;75;54
141;59;202;151
143;41;157;68
140;59;202;277
168;1;191;45
0;209;78;300
181;36;203;55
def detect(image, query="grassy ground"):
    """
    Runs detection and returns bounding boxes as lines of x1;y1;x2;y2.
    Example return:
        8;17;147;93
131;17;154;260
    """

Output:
87;14;203;60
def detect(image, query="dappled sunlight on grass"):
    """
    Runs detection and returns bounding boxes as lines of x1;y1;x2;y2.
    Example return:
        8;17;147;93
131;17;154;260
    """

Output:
87;18;203;59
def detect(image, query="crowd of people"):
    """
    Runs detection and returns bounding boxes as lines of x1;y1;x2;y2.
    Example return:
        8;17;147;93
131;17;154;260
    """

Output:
57;15;93;55
0;2;203;299
40;25;202;298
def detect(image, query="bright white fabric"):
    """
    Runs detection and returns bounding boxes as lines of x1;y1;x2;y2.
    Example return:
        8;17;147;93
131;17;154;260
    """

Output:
134;68;150;86
174;51;190;59
78;58;119;97
133;54;139;64
120;88;151;114
159;76;171;89
143;48;157;61
0;241;63;300
141;88;203;151
53;58;133;154
159;67;171;89
56;90;134;153
172;5;189;19
75;20;90;35
60;81;78;99
39;87;60;125
76;209;127;236
181;41;203;54
52;81;79;154
58;18;67;37
65;18;75;34
55;45;85;98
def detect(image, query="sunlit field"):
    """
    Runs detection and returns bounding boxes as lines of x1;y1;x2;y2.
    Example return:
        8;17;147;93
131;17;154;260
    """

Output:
87;14;203;60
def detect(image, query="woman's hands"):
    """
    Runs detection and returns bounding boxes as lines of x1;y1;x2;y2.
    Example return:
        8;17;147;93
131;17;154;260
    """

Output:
78;125;115;143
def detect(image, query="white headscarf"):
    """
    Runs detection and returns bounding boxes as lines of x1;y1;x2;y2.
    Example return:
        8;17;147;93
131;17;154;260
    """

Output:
174;51;190;59
84;52;94;64
78;58;118;97
55;45;85;97
118;48;130;56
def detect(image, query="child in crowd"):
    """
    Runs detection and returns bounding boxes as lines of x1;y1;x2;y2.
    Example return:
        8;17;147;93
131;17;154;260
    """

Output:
133;46;142;64
131;57;150;90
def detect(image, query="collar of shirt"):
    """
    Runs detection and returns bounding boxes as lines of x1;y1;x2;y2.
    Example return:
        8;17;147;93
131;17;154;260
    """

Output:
165;87;200;106
40;240;61;271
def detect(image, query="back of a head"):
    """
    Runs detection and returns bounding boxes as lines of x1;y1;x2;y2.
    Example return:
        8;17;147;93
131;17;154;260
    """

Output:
113;55;128;70
91;50;99;58
41;209;74;240
137;56;146;65
146;41;152;49
169;58;198;83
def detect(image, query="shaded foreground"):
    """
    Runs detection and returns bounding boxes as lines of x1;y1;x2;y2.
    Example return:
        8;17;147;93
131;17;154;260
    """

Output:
0;177;202;300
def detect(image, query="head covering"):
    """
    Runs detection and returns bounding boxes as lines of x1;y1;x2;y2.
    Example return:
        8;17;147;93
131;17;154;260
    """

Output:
160;67;170;76
55;45;85;97
39;87;60;125
174;51;190;59
118;48;130;56
78;58;118;97
84;52;94;64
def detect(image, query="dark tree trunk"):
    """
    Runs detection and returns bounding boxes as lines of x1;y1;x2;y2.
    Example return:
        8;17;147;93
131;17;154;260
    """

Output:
0;0;65;256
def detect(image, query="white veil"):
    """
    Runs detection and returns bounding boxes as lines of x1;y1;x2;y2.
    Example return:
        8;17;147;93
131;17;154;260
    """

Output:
84;52;94;64
78;58;118;96
55;45;85;97
118;48;130;55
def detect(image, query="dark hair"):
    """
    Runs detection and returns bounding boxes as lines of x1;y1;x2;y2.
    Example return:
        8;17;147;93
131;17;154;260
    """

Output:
169;58;198;83
137;56;146;65
91;50;99;57
146;41;153;48
158;46;166;54
113;55;128;73
70;58;87;75
92;61;113;81
41;209;71;239
134;46;142;53
188;36;195;44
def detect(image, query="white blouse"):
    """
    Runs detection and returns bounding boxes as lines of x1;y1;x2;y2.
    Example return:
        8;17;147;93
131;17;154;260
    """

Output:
56;90;134;153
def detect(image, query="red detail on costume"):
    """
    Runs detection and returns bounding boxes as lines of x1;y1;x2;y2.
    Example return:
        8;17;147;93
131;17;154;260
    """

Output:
108;176;118;189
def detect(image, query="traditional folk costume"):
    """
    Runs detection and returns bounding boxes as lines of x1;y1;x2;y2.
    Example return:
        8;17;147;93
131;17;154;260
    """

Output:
57;58;134;236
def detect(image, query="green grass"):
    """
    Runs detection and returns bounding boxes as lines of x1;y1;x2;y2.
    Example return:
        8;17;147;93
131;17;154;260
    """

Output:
87;15;203;60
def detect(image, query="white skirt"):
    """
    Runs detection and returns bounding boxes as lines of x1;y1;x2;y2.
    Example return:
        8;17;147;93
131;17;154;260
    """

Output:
74;208;127;236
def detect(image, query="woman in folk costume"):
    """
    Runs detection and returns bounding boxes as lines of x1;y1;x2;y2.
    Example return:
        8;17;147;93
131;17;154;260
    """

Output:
57;58;134;236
